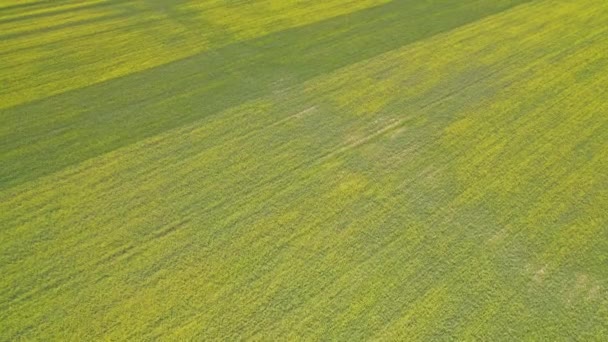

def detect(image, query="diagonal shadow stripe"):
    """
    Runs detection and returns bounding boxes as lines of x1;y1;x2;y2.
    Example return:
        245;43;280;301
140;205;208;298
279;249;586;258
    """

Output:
0;0;532;191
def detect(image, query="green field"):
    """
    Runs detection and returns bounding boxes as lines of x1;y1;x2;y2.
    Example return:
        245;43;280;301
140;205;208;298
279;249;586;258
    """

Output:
1;0;607;340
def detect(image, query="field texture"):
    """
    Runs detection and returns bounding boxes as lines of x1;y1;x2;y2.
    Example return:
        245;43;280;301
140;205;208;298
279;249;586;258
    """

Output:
1;0;608;340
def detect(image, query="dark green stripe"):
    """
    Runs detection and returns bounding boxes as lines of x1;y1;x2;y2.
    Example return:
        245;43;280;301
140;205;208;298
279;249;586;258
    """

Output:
0;0;531;191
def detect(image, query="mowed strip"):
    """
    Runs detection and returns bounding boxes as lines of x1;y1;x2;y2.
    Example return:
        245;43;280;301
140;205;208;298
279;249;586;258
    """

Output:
1;0;608;340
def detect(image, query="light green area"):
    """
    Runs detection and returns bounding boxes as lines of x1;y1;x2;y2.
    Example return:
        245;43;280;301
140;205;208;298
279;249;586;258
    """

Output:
1;0;607;340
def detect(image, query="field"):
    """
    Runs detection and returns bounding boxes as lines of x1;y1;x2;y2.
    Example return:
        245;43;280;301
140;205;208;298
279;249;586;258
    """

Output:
1;0;607;340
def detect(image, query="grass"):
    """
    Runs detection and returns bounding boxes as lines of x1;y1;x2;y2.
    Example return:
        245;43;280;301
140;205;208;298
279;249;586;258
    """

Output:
1;0;607;340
